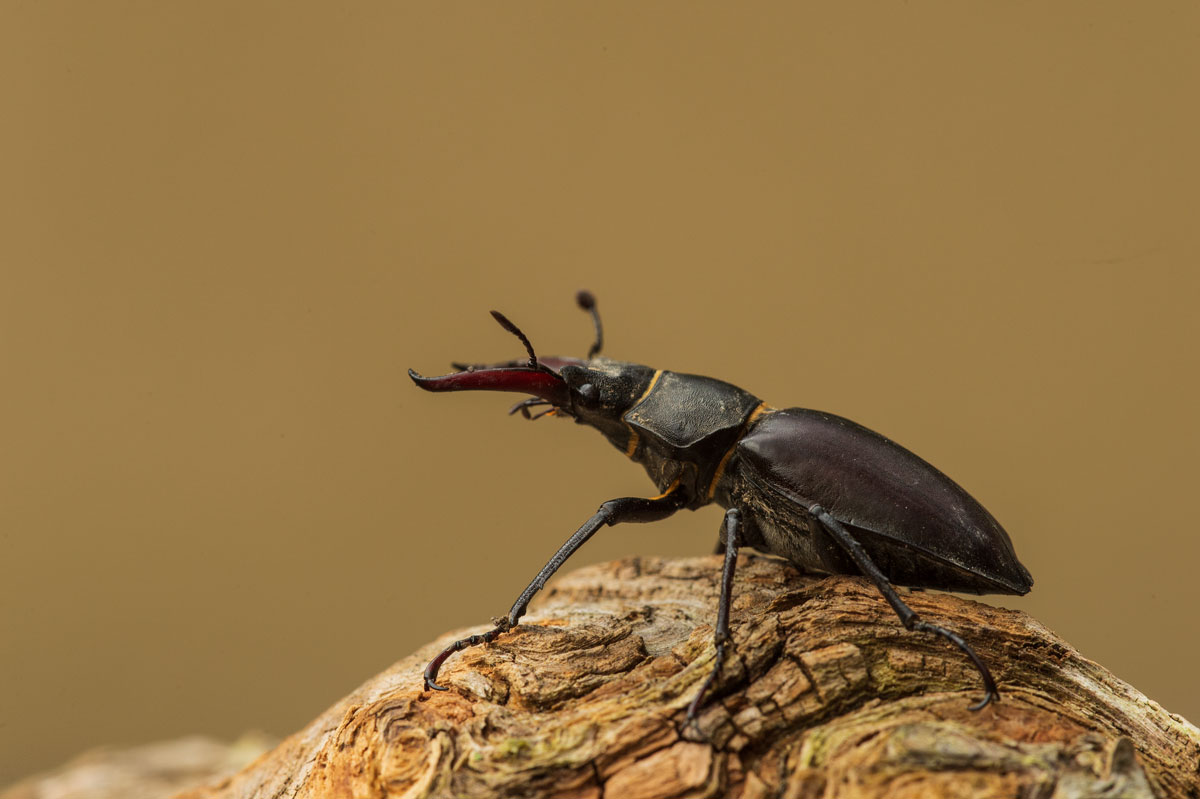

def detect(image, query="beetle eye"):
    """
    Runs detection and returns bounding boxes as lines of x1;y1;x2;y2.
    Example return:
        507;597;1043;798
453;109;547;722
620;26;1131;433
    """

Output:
578;383;598;403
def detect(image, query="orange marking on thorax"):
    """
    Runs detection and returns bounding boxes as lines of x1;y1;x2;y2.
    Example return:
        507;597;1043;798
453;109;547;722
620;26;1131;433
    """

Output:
706;402;775;500
623;370;663;459
651;477;682;501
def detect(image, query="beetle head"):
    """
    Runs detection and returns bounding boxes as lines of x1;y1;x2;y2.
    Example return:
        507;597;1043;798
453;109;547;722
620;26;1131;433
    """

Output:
554;357;654;439
408;293;654;445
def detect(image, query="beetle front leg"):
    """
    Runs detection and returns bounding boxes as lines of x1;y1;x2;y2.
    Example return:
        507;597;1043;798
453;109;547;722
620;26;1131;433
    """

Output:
809;504;1000;710
686;507;742;725
423;485;687;692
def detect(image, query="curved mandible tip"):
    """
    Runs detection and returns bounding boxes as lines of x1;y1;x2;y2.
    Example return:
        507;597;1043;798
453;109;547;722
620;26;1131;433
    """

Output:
407;365;570;406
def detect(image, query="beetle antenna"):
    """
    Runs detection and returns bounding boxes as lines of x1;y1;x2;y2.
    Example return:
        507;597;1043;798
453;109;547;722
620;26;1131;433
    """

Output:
489;310;539;369
576;290;603;359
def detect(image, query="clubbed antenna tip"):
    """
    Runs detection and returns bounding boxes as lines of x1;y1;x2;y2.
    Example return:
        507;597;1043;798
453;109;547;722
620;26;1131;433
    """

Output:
576;290;603;359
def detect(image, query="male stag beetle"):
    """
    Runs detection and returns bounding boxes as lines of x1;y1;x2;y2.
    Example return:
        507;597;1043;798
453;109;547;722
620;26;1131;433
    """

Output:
409;292;1032;722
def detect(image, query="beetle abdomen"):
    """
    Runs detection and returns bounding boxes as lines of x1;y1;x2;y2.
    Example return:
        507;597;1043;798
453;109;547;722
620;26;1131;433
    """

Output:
729;408;1033;595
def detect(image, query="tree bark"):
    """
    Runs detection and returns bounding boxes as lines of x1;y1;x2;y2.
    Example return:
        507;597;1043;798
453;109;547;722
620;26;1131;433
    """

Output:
8;555;1200;799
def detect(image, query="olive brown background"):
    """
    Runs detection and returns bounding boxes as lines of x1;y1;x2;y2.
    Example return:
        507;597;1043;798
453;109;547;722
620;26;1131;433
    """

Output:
2;2;1198;784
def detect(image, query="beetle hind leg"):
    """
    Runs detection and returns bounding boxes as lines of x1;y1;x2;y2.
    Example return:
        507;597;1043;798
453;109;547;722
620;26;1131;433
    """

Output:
808;504;1000;710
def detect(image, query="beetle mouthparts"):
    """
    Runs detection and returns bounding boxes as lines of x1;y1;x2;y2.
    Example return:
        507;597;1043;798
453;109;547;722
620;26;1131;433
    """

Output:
408;366;571;407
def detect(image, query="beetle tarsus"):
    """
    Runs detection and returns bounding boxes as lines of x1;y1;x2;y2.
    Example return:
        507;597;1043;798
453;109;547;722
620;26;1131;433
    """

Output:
422;625;509;691
422;643;459;691
971;690;999;711
686;508;743;726
909;618;1000;709
684;637;729;737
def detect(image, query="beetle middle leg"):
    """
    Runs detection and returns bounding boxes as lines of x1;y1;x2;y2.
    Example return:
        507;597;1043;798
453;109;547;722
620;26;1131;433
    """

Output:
423;484;687;692
809;504;1000;710
686;507;743;725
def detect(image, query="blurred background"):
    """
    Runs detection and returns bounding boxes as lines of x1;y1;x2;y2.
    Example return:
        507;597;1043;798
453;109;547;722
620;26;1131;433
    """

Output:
2;2;1197;783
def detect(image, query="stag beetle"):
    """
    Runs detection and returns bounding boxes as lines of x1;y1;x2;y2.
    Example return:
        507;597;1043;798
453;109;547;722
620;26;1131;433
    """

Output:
409;292;1032;722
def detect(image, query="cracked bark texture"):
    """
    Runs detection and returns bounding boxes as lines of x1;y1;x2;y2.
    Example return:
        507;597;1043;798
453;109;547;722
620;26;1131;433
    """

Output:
185;555;1197;799
11;556;1198;799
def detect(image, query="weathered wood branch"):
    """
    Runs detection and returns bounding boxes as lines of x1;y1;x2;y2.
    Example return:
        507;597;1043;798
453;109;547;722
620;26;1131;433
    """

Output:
7;556;1200;799
0;735;274;799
